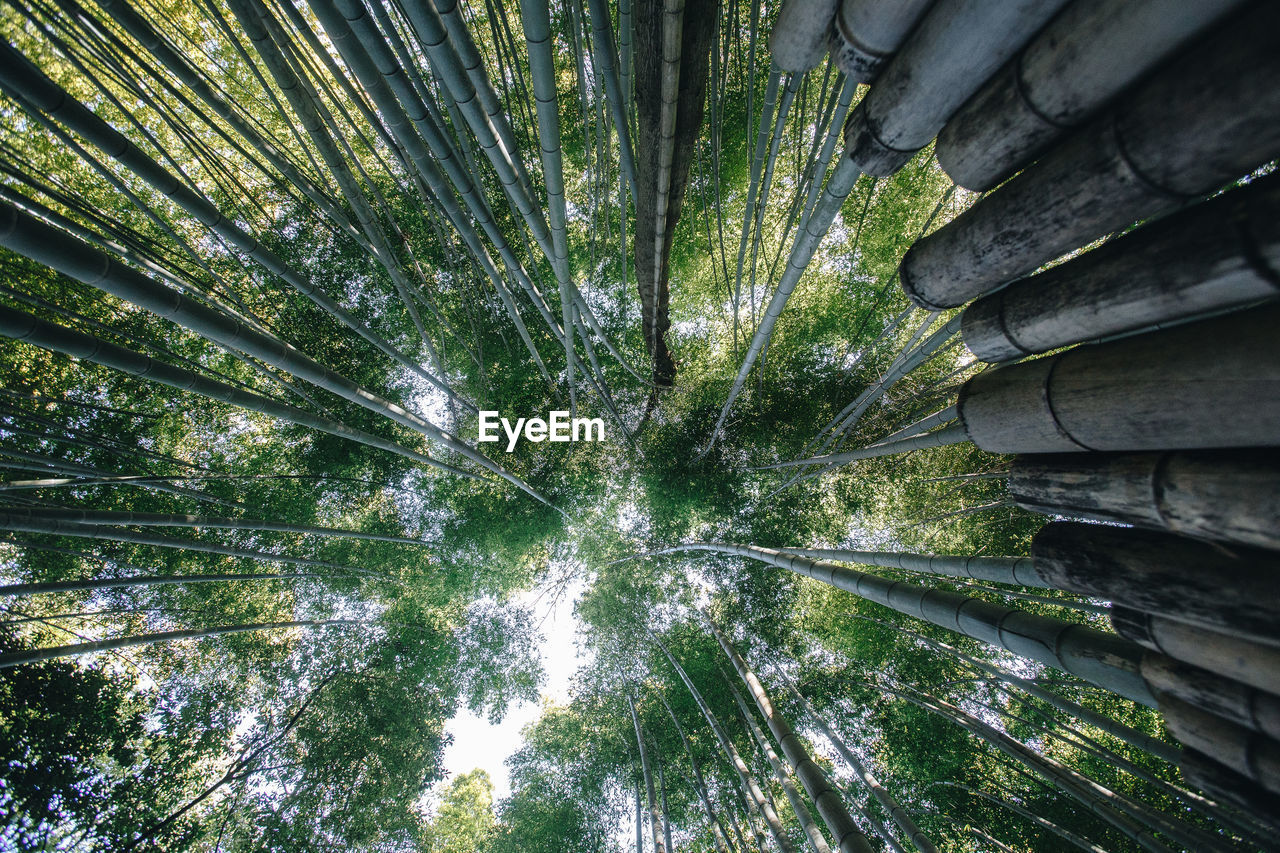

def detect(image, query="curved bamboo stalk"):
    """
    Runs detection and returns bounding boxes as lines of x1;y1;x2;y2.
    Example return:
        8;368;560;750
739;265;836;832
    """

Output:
0;618;360;669
770;667;938;853
666;543;1155;706
650;630;798;853
727;677;834;853
0;303;476;481
0;200;549;505
585;0;638;196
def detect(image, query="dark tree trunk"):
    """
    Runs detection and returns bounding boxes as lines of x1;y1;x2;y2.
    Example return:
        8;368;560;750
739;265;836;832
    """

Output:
633;0;719;384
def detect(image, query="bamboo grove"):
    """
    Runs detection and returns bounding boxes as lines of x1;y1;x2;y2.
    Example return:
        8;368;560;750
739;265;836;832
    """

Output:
0;0;1277;849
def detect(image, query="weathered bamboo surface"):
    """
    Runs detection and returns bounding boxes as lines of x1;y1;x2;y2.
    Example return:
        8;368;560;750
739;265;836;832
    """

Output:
899;2;1280;309
771;0;838;71
1007;451;1280;551
842;0;1069;176
1157;694;1280;796
1032;523;1280;647
1112;608;1280;697
828;0;932;83
1142;654;1280;741
957;303;1280;454
936;0;1244;192
961;172;1280;363
1179;749;1280;832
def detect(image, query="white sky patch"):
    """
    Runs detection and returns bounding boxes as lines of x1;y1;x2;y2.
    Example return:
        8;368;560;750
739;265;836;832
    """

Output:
437;575;588;802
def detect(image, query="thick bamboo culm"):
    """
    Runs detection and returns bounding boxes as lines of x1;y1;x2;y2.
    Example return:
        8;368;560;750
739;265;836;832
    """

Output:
1141;654;1280;742
828;0;932;83
1031;523;1280;647
1156;694;1280;797
956;302;1280;454
769;0;837;72
961;172;1280;363
841;0;1070;177
900;2;1280;310
1178;749;1280;833
1111;608;1280;697
936;0;1244;192
1007;450;1280;552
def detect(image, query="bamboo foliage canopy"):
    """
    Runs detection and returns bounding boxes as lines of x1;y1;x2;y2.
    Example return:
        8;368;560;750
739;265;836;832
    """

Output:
0;0;1277;849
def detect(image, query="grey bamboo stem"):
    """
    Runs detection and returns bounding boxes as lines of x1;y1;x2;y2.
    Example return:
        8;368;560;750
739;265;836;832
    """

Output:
0;618;360;669
651;631;798;853
937;0;1245;191
1007;450;1280;552
842;0;1070;177
668;543;1154;706
1033;522;1280;648
962;171;1280;363
830;0;933;83
628;695;666;853
0;571;320;598
900;4;1280;309
728;679;834;853
956;303;1280;455
708;617;874;853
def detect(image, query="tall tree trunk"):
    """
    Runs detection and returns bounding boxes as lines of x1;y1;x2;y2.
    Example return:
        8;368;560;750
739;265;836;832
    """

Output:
632;0;718;384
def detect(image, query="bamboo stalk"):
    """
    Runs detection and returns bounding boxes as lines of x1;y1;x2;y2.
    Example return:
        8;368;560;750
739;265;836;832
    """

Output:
957;303;1280;454
901;3;1280;309
937;0;1245;191
1008;449;1280;551
842;0;1070;177
829;0;932;83
962;172;1280;363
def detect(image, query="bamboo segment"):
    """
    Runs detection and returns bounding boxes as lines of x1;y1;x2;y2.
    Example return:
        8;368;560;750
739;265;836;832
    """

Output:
900;3;1280;309
936;0;1244;191
1142;654;1280;741
710;620;873;853
0;304;472;480
0;619;357;669
1008;450;1280;551
957;303;1280;454
1179;750;1280;833
828;0;932;83
842;0;1070;176
1112;608;1280;697
962;172;1280;363
770;0;837;72
779;547;1044;588
1032;523;1280;647
1157;694;1280;796
0;572;317;598
674;543;1155;706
